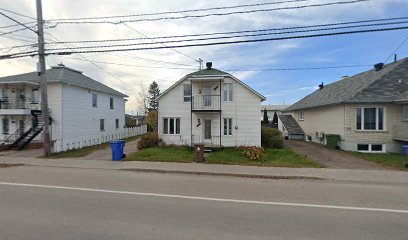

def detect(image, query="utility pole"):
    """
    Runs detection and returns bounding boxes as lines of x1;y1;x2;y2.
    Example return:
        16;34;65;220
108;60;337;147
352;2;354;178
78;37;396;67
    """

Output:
36;0;51;157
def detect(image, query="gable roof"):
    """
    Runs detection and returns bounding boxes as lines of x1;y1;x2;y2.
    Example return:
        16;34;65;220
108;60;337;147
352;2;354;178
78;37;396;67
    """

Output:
0;64;128;97
157;66;266;101
262;104;289;111
286;57;408;111
278;114;304;135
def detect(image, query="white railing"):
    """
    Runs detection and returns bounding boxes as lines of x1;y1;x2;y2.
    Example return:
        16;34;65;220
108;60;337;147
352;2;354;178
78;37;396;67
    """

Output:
52;125;147;153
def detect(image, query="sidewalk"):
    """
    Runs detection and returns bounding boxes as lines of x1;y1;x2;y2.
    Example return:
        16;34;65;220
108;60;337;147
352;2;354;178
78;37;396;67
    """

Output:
0;156;407;184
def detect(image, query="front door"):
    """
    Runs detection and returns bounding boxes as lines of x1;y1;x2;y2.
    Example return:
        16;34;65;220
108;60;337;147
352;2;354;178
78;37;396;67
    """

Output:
18;120;25;136
204;120;211;141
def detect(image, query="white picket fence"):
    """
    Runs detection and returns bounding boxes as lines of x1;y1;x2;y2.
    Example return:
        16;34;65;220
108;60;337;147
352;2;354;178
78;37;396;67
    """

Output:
53;125;147;153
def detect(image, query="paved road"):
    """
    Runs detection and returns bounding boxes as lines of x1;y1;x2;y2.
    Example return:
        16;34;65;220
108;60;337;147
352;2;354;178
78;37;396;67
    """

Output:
284;140;386;169
0;165;407;240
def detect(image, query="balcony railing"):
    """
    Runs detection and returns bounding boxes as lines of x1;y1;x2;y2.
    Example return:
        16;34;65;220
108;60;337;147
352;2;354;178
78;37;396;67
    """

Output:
0;97;39;110
392;125;408;141
192;95;221;111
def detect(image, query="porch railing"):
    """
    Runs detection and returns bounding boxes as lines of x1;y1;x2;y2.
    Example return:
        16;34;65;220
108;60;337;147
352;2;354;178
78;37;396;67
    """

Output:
192;95;221;111
192;135;221;147
0;97;39;110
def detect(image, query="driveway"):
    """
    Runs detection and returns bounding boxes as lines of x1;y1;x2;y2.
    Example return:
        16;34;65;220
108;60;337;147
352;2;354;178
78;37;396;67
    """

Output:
284;140;386;170
78;138;140;160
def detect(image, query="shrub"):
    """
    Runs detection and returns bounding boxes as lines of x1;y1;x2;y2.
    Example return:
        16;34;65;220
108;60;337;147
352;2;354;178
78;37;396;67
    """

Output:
137;132;163;150
240;146;265;161
261;127;284;149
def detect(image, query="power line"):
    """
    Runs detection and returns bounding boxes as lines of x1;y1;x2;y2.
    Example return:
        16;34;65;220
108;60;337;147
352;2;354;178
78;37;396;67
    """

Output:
384;33;408;63
105;52;198;67
0;7;36;20
43;21;408;51
43;16;408;45
46;0;368;25
45;0;312;21
3;25;408;60
122;23;198;62
0;11;37;34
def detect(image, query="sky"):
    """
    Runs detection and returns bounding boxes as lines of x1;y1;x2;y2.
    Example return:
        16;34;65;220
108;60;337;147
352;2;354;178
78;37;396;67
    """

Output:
0;0;408;114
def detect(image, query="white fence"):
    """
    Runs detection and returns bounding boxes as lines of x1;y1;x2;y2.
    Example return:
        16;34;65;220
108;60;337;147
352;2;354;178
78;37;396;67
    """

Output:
52;125;147;153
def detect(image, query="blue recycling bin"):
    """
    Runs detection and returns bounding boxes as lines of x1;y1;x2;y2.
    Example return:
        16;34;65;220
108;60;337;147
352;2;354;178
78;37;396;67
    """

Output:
403;145;408;156
109;140;125;161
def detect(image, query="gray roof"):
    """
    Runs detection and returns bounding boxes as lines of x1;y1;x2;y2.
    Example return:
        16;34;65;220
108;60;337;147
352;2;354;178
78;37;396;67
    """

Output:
262;104;289;111
286;57;408;111
0;64;127;97
278;115;304;135
157;66;266;101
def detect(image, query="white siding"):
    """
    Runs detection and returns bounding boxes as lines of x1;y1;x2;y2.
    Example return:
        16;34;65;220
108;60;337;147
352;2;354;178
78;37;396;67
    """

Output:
60;83;125;139
158;76;262;147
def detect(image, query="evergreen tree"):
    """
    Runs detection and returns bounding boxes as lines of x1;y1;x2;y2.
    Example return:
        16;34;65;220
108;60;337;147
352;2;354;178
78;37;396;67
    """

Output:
262;109;269;124
148;81;160;111
272;112;278;125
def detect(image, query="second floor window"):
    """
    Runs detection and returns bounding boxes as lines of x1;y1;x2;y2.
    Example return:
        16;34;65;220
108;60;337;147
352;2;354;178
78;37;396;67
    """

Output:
223;83;233;102
299;111;304;121
31;89;39;103
183;84;192;102
110;97;114;109
92;94;97;107
356;107;384;130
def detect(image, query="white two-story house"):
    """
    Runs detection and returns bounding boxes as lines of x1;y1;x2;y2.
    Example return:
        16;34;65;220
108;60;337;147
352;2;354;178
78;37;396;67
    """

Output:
157;62;266;147
0;64;127;150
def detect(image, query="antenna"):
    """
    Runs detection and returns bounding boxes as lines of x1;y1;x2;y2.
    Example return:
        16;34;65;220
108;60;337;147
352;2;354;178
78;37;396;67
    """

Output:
196;58;203;70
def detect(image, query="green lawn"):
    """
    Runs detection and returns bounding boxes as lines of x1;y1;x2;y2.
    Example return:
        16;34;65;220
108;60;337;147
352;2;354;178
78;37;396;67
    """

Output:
127;146;321;168
350;152;408;170
206;148;322;168
47;135;141;158
125;146;194;162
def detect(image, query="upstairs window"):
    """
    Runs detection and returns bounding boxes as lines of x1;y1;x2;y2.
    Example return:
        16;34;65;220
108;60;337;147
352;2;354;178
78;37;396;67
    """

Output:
110;97;114;109
92;94;97;107
223;83;233;102
299;111;304;121
183;84;192;102
31;89;39;103
356;107;385;130
403;106;408;120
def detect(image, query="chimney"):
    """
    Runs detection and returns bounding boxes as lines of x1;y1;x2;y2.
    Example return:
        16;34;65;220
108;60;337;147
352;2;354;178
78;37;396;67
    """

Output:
374;63;384;71
318;82;324;89
206;62;212;69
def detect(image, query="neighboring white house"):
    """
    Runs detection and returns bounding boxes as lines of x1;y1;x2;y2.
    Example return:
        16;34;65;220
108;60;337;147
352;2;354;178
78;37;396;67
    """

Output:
157;62;266;147
260;104;288;121
0;64;127;149
283;59;408;153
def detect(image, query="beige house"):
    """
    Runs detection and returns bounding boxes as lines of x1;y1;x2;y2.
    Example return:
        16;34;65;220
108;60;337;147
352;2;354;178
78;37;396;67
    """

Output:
282;59;408;153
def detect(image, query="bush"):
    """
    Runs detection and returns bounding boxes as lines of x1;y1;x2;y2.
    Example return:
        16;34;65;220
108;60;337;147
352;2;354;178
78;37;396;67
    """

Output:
261;127;284;149
240;146;265;161
137;132;163;150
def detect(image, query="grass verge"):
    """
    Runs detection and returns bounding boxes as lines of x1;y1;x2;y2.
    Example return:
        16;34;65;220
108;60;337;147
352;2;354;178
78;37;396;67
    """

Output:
125;146;194;163
206;148;322;168
350;152;408;170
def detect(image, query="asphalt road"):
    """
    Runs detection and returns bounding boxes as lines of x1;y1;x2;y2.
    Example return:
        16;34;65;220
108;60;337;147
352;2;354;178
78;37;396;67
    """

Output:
0;166;407;240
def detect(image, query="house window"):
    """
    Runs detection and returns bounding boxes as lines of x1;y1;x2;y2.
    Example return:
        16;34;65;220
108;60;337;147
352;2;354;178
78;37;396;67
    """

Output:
403;106;408;120
31;89;39;103
299;111;304;121
357;143;384;152
2;118;9;134
223;118;232;136
356;107;385;130
183;84;192;102
110;97;114;109
100;119;105;131
92;94;97;107
223;83;233;102
163;118;180;135
115;119;119;129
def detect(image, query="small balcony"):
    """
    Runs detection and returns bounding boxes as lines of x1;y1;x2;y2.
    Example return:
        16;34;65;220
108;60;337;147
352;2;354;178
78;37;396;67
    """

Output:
392;125;408;141
0;97;39;115
191;95;221;112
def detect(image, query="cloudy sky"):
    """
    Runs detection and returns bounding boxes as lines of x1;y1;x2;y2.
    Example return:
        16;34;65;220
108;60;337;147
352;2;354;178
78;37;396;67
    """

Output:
0;0;407;114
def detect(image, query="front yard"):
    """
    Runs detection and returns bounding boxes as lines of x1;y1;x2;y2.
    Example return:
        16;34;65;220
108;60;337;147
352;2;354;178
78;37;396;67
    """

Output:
349;152;408;170
126;146;322;168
